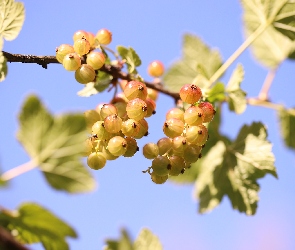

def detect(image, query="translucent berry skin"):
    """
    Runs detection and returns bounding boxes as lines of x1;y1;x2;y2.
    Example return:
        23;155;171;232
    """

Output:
166;108;184;122
185;125;208;146
121;119;140;137
56;44;75;63
183;144;202;163
73;37;90;56
75;64;95;84
184;106;204;126
143;143;159;159
96;28;112;45
83;138;93;156
114;102;127;118
163;118;184;138
157;137;172;155
100;104;118;119
133;119;149;139
87;152;106;170
147;60;165;77
151;172;168;184
62;53;81;71
123;137;139;157
86;51;106;70
151;155;170;176
198;102;216;123
104;114;122;133
102;146;119;160
179;84;202;104
168;155;186;176
92;121;112;140
87;32;96;47
124;81;148;101
73;30;89;42
147;88;159;101
126;98;148;121
172;136;187;156
84;109;101;132
145;98;156;117
107;136;127;156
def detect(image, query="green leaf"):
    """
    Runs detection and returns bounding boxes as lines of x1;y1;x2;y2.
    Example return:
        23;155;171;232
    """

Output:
206;82;226;103
0;52;8;82
134;228;163;250
0;0;25;41
77;71;112;97
117;45;141;74
163;34;223;92
104;229;134;250
17;95;96;193
194;122;276;215
226;64;247;114
0;203;77;250
240;0;295;68
273;2;295;40
278;107;295;149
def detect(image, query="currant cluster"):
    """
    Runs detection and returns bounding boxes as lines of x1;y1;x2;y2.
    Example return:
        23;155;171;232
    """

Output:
83;80;160;170
56;29;112;84
143;83;215;184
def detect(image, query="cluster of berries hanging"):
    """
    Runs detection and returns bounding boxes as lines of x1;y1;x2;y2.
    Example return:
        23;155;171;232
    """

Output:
84;79;159;170
56;29;112;84
142;84;215;184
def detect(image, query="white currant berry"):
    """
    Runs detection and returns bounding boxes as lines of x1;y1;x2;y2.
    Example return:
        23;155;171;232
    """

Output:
75;64;96;84
107;136;127;156
143;143;159;159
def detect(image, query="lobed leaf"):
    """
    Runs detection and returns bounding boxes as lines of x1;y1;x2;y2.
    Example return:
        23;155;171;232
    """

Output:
117;45;141;74
0;0;25;41
207;82;226;103
194;122;276;215
104;229;134;250
278;107;295;149
226;64;247;114
17;95;96;193
0;203;77;250
163;34;222;92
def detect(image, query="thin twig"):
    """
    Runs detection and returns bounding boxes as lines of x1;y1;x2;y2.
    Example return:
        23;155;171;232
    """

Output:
258;68;278;101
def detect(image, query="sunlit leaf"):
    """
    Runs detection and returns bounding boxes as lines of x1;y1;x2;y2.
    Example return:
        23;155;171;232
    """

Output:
0;203;76;250
226;64;247;114
104;229;134;250
278;107;295;149
194;122;276;215
163;34;222;92
17;95;96;193
0;0;25;41
117;45;141;74
134;228;163;250
207;82;226;103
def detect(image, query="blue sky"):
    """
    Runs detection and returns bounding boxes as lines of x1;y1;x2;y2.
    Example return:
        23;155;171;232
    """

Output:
1;1;295;250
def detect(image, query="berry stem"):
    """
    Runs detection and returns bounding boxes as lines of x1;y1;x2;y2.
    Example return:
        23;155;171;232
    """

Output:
258;68;278;101
0;160;37;181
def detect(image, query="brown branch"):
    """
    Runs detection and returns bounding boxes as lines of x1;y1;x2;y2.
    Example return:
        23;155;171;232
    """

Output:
0;226;30;250
2;51;180;101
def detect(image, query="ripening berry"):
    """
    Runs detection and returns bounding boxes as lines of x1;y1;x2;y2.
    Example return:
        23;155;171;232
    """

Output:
124;81;148;101
102;146;119;160
84;109;101;132
100;104;118;119
133;119;149;139
198;102;216;123
56;44;75;63
92;121;113;140
183;144;202;163
168;155;186;176
75;64;96;84
123;137;139;157
151;172;168;184
126;98;148;121
185;125;208;146
157;137;172;155
104;114;122;133
87;152;106;170
62;53;81;71
107;136;127;156
86;51;106;70
147;88;159;101
143;143;159;159
73;30;89;42
147;60;165;77
166;108;184;122
96;28;112;45
179;84;202;104
73;37;90;56
152;155;170;176
87;32;96;47
163;118;184;138
83;138;93;156
114;102;127;118
121;119;140;137
145;98;156;117
184;106;204;126
172;136;187;156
